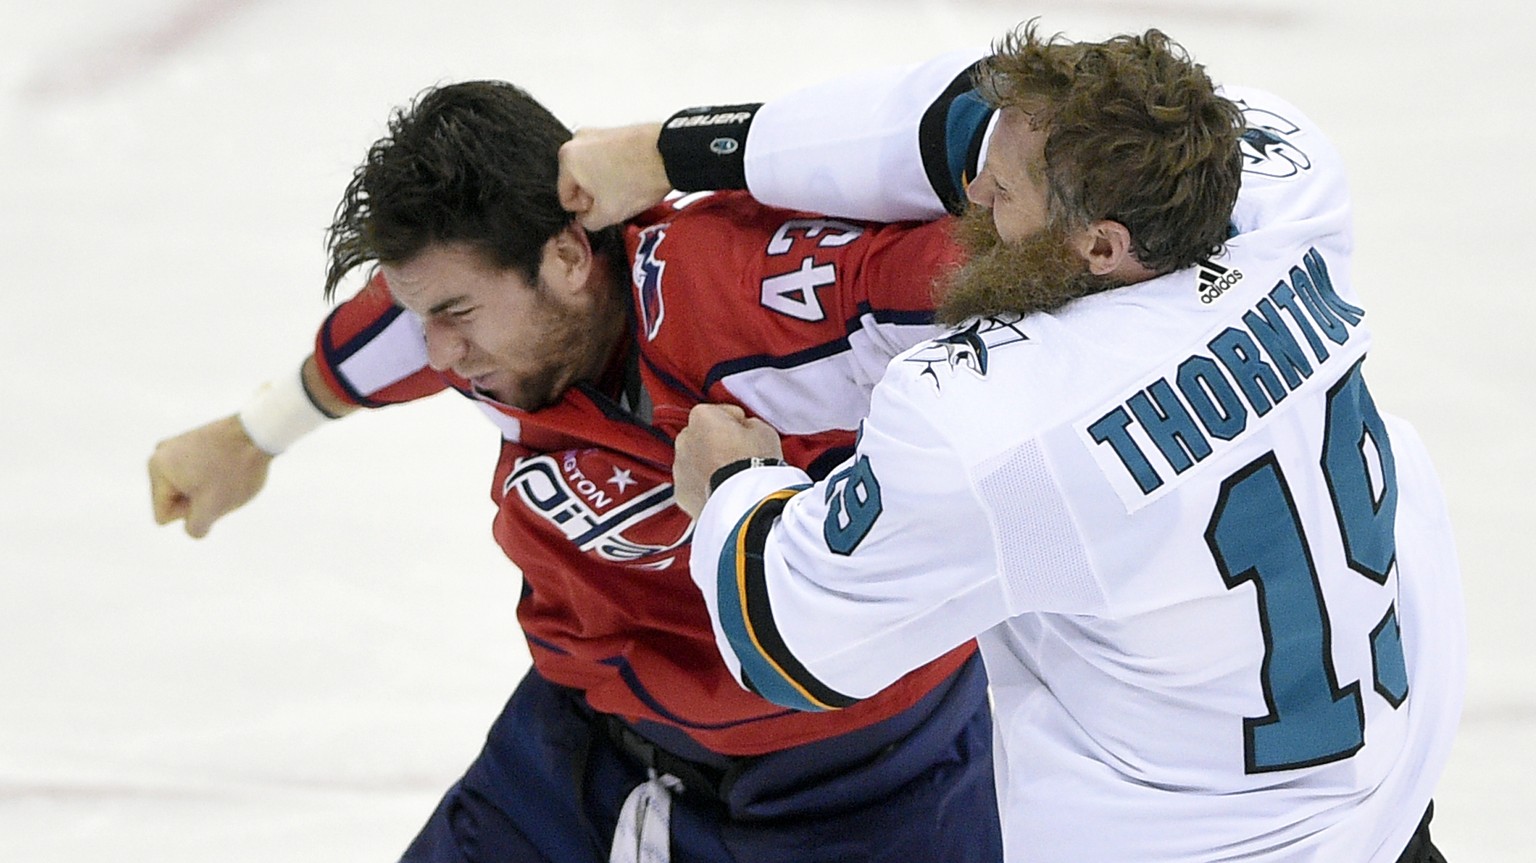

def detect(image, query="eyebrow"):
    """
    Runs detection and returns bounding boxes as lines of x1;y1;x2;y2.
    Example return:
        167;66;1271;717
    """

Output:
425;296;472;316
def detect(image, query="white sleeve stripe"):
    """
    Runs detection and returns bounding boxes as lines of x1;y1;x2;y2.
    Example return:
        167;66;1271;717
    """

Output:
329;310;431;400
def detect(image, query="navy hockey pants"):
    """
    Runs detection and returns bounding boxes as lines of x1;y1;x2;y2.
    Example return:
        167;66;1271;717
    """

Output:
1396;803;1448;863
400;654;1000;863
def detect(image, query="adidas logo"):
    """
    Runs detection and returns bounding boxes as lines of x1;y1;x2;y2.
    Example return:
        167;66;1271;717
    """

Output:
1196;260;1243;304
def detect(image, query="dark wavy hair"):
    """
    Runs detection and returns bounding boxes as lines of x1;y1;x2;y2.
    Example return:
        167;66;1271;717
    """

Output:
324;80;620;299
975;23;1244;274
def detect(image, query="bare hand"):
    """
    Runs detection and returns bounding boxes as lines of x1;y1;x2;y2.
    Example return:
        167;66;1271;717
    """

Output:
558;123;670;230
673;404;784;519
148;415;273;538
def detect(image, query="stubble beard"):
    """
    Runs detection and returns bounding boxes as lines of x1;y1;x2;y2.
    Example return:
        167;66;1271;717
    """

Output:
935;207;1118;327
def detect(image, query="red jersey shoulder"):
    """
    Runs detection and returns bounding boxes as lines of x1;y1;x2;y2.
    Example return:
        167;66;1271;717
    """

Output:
631;192;859;336
627;192;949;379
324;271;396;343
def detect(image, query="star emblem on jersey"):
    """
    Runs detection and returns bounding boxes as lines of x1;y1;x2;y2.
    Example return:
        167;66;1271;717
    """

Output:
504;454;691;563
904;315;1029;391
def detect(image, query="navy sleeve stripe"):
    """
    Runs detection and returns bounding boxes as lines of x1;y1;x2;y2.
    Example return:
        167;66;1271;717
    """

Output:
701;304;934;392
318;304;395;408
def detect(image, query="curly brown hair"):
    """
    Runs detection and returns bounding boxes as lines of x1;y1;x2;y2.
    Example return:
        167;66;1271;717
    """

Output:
975;22;1244;274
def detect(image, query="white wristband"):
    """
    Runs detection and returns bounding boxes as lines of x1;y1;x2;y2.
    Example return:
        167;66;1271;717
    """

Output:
237;368;332;455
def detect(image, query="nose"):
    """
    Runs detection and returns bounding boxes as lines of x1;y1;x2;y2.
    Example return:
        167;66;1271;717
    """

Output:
422;317;467;372
965;171;994;208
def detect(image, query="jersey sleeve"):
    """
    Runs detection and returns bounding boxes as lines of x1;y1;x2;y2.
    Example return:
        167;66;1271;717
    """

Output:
740;48;992;222
311;271;449;407
686;375;1010;710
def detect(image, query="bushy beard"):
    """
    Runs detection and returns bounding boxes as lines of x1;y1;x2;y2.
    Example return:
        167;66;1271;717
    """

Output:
936;207;1117;327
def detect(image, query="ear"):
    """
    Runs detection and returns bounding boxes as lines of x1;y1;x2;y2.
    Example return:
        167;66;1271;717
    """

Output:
540;224;595;295
1073;219;1134;276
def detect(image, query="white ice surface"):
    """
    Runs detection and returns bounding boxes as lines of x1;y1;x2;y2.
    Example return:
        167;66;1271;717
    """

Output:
1;1;1530;860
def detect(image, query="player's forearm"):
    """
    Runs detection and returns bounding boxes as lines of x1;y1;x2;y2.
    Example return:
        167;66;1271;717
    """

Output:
301;355;357;420
236;356;353;456
656;49;986;221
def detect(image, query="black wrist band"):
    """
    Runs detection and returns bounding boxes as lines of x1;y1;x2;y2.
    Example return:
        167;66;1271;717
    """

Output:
708;457;788;494
657;103;761;191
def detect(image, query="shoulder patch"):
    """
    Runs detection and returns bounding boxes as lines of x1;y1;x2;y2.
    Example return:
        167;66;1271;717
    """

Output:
902;314;1029;392
1235;100;1312;179
633;224;669;340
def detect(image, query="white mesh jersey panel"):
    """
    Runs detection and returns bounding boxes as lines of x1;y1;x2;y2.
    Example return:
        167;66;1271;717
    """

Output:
975;441;1104;616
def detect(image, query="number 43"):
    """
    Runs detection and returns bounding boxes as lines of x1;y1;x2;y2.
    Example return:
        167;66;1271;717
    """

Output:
759;219;863;322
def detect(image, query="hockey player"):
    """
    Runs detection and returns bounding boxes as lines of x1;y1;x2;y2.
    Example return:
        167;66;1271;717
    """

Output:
147;81;1001;862
565;23;1466;863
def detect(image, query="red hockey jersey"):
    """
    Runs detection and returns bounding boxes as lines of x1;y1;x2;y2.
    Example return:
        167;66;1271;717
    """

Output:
311;191;971;755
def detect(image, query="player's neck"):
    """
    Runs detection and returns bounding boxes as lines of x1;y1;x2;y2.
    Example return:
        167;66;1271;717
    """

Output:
584;253;634;397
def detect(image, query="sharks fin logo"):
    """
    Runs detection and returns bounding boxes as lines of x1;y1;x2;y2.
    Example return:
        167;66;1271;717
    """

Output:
1235;101;1312;179
904;314;1029;392
935;320;990;377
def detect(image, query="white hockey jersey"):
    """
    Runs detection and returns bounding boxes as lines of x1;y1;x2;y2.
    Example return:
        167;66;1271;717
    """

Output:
688;53;1466;862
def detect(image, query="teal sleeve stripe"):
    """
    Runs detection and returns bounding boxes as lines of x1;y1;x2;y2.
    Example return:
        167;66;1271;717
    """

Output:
946;90;994;201
917;63;991;214
715;485;858;712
